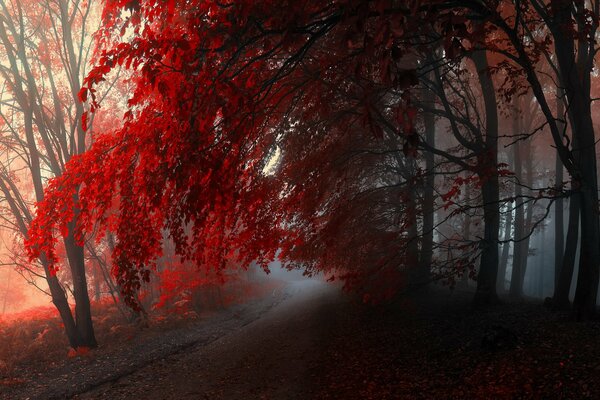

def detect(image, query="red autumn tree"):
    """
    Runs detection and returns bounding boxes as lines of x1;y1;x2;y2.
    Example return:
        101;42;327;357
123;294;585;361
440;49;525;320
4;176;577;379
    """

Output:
0;0;117;348
26;0;426;309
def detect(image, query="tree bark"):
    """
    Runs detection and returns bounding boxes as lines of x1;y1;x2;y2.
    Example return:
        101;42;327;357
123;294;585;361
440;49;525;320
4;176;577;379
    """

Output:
418;84;436;285
554;89;565;294
471;48;500;305
510;111;525;299
553;152;565;291
553;191;580;308
498;203;513;293
519;141;534;293
498;148;514;293
64;222;97;347
461;186;472;286
406;162;420;278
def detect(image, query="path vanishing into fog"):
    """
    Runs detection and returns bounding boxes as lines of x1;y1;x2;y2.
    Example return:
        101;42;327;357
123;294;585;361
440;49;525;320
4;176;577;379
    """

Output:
74;279;341;400
9;280;600;399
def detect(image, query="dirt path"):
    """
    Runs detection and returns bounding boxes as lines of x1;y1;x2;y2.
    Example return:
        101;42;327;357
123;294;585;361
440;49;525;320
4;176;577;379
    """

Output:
74;279;340;400
1;282;294;400
7;281;600;399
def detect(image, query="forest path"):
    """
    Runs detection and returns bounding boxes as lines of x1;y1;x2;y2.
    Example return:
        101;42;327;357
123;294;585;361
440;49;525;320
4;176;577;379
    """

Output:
1;279;311;400
74;279;342;400
8;283;600;399
75;284;600;400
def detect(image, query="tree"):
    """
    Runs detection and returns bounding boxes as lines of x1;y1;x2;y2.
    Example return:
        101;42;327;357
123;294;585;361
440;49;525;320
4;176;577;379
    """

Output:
26;0;431;307
0;0;107;347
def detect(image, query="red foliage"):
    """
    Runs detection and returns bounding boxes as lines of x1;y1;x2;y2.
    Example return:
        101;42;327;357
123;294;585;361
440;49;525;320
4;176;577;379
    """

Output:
26;1;435;305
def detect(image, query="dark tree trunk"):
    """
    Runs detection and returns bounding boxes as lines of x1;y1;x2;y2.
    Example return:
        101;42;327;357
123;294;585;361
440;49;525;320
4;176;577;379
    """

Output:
471;48;500;305
498;205;513;293
406;173;419;272
554;154;565;290
498;148;514;293
41;254;81;348
64;222;97;348
553;192;580;308
554;90;565;294
539;224;546;298
510;139;525;299
572;177;599;319
461;186;472;286
474;176;500;304
518;142;534;293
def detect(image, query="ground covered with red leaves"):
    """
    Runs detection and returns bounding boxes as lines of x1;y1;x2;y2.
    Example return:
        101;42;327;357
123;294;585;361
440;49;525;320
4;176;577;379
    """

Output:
313;288;600;399
0;279;286;399
4;281;600;399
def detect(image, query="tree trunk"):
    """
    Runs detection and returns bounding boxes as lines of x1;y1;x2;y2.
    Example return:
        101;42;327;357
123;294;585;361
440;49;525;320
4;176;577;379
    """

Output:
474;175;500;304
461;186;472;286
554;90;565;294
553;192;580;308
418;85;436;285
498;148;514;293
539;224;546;298
572;175;599;319
518;142;534;294
406;167;420;278
498;205;513;293
2;269;11;314
40;254;81;348
64;226;97;348
510;139;525;299
554;156;565;291
92;264;101;302
471;48;500;305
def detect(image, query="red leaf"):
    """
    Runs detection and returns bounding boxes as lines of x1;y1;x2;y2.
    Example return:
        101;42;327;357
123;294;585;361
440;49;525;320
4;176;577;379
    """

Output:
81;111;88;131
78;87;88;102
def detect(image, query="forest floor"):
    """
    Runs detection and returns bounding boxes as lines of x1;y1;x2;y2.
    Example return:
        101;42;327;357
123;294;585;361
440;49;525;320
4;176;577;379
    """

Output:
4;280;600;399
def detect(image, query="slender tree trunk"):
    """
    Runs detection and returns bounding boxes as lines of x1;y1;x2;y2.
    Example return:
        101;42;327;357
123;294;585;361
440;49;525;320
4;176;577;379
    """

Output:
475;175;500;304
554;158;565;290
41;254;81;348
418;85;436;285
518;142;534;293
498;206;513;293
510;139;525;299
406;174;419;274
539;224;546;298
554;90;565;294
461;187;472;286
498;149;514;293
1;269;11;314
471;48;500;305
553;192;580;308
64;222;97;347
92;264;101;302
